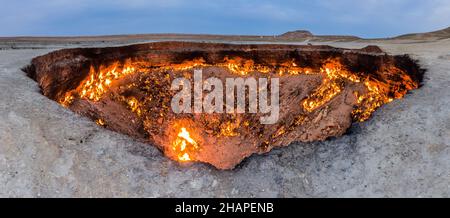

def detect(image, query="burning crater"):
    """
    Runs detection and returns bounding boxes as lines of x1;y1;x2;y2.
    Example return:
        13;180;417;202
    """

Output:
25;42;424;169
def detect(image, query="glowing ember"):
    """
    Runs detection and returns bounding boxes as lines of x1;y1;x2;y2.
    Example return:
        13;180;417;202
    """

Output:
220;121;240;137
95;118;105;126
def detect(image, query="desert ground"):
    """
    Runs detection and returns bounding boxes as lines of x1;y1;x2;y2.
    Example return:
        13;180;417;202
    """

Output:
0;30;449;197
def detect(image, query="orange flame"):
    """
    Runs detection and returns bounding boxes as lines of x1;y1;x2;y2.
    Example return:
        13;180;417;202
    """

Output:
301;59;417;121
59;57;418;123
172;127;199;161
59;60;136;105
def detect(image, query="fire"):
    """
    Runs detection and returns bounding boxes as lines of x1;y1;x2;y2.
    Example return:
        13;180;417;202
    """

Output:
301;59;418;121
179;153;191;161
172;127;199;161
80;64;135;101
127;97;142;116
59;60;136;105
58;57;312;106
95;118;105;126
220;121;240;136
59;56;419;124
303;80;343;112
30;42;425;169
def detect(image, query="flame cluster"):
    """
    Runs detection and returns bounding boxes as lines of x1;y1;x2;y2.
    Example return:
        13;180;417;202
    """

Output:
303;60;359;112
58;56;419;162
60;60;135;105
59;57;417;121
161;57;313;76
172;127;199;161
302;59;418;121
59;57;314;106
352;66;417;121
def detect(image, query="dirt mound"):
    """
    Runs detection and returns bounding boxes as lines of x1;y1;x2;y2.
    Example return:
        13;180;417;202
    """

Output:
360;45;384;53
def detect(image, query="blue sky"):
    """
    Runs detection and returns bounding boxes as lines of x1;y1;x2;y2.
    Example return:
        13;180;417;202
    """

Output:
1;0;449;38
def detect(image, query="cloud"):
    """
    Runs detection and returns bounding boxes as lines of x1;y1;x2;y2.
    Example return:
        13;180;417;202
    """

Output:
425;0;450;28
0;0;448;37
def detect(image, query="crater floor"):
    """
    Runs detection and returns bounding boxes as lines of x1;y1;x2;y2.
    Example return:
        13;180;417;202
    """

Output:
0;38;449;197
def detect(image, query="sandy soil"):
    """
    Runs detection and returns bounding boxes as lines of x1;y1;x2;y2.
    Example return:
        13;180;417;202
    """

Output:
0;35;449;197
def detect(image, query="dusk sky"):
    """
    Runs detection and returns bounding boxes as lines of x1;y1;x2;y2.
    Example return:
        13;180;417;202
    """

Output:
1;0;449;38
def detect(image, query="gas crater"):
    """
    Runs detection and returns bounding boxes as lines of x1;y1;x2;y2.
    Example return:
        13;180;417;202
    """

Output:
24;42;424;169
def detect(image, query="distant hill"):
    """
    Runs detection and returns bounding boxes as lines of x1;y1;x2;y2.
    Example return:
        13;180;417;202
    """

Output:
1;27;448;45
278;30;361;42
0;30;362;44
278;30;314;39
394;27;450;40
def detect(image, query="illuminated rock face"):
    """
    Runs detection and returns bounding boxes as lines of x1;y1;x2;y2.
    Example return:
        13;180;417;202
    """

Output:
25;42;424;169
